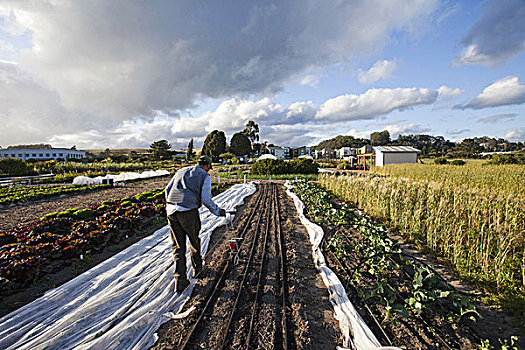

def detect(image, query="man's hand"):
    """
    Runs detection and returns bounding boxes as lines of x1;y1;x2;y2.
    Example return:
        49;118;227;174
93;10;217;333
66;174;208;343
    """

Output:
220;209;226;216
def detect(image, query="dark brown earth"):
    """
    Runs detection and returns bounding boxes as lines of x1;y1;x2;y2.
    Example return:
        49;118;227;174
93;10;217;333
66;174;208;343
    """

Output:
152;183;341;349
0;177;171;230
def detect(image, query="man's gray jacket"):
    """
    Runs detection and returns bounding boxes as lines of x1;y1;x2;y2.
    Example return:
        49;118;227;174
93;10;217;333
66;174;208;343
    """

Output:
165;165;221;216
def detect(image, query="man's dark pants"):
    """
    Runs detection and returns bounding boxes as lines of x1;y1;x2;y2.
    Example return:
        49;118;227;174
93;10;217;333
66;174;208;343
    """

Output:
167;208;202;289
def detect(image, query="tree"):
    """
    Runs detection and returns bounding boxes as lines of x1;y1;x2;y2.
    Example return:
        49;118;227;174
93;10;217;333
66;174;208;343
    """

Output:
242;120;260;143
229;132;251;156
315;135;370;150
370;130;390;146
150;139;171;159
186;138;195;160
202;130;226;161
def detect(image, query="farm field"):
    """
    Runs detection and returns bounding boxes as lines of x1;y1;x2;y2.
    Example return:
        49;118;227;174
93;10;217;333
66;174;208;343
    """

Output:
0;175;522;349
153;183;340;349
321;165;525;296
0;183;110;206
0;178;170;230
289;180;522;348
372;162;525;196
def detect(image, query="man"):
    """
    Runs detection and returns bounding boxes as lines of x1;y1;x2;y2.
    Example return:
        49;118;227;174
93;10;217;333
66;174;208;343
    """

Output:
165;155;226;292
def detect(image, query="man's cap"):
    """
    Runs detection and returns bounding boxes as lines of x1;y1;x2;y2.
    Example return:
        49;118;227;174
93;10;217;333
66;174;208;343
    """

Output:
198;155;212;164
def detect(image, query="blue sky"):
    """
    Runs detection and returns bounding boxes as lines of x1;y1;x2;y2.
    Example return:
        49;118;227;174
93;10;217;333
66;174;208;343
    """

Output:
0;0;524;149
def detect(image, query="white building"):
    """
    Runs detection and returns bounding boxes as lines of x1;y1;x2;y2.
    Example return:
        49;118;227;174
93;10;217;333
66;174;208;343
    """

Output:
0;148;86;161
337;147;358;160
373;146;420;166
268;146;286;159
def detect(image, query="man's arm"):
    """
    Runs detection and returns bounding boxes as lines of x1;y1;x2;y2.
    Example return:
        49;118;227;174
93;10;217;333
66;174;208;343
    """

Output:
201;176;225;216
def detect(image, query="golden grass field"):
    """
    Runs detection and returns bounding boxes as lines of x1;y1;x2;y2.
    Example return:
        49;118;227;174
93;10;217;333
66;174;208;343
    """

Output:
319;162;525;296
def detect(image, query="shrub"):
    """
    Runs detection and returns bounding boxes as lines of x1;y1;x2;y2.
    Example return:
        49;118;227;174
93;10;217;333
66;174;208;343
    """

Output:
251;159;289;175
120;200;132;207
434;157;448;164
0;159;36;177
251;158;319;175
450;159;466;166
288;158;319;174
487;153;525;165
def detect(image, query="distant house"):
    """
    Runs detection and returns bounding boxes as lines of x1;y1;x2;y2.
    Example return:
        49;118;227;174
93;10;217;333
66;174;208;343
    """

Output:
373;146;420;166
314;148;334;159
0;148;86;161
268;146;286;159
293;146;311;158
337;147;358;160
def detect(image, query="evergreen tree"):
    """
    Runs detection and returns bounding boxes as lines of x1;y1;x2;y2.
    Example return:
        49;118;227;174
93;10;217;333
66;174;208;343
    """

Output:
150;139;171;159
202;130;226;160
229;132;251;156
186;138;195;160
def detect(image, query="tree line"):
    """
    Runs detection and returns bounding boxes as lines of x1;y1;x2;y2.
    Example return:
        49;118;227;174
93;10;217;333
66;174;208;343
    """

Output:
314;131;525;158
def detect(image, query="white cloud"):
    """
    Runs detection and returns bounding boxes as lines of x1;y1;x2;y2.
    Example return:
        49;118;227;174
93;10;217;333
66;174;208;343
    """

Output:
457;76;525;109
384;123;431;138
437;85;463;99
504;127;525;141
346;128;371;139
0;0;445;148
0;0;440;119
316;87;438;122
300;75;320;87
455;0;525;66
478;113;517;124
346;123;431;141
358;59;397;84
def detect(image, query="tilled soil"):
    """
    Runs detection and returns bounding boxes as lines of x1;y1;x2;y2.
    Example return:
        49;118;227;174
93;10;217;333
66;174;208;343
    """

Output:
0;177;171;230
152;183;341;349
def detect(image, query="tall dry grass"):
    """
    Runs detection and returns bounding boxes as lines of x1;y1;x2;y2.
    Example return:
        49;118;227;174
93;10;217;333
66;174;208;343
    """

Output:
319;172;525;295
372;163;525;196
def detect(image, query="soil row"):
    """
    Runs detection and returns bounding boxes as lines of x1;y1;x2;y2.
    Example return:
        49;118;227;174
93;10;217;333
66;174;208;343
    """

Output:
152;183;341;349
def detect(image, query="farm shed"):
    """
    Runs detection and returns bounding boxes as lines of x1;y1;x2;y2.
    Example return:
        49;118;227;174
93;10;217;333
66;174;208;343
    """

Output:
374;146;420;166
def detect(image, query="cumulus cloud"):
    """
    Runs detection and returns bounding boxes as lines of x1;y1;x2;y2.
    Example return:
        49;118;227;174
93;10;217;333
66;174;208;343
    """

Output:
455;0;525;66
346;128;372;139
504;127;525;141
346;123;431;141
1;0;439;118
437;85;463;99
384;123;431;138
316;87;438;122
456;76;525;110
478;113;517;124
358;59;397;84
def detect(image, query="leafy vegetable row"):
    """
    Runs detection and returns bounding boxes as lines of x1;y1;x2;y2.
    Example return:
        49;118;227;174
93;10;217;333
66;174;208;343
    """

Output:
0;184;110;206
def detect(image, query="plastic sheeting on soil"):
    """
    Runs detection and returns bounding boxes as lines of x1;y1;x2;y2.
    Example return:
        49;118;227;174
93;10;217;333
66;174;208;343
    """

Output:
0;182;257;350
72;170;170;185
285;181;399;350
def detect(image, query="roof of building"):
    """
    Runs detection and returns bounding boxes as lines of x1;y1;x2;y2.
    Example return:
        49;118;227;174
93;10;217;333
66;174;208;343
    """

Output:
373;146;421;153
0;148;85;153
